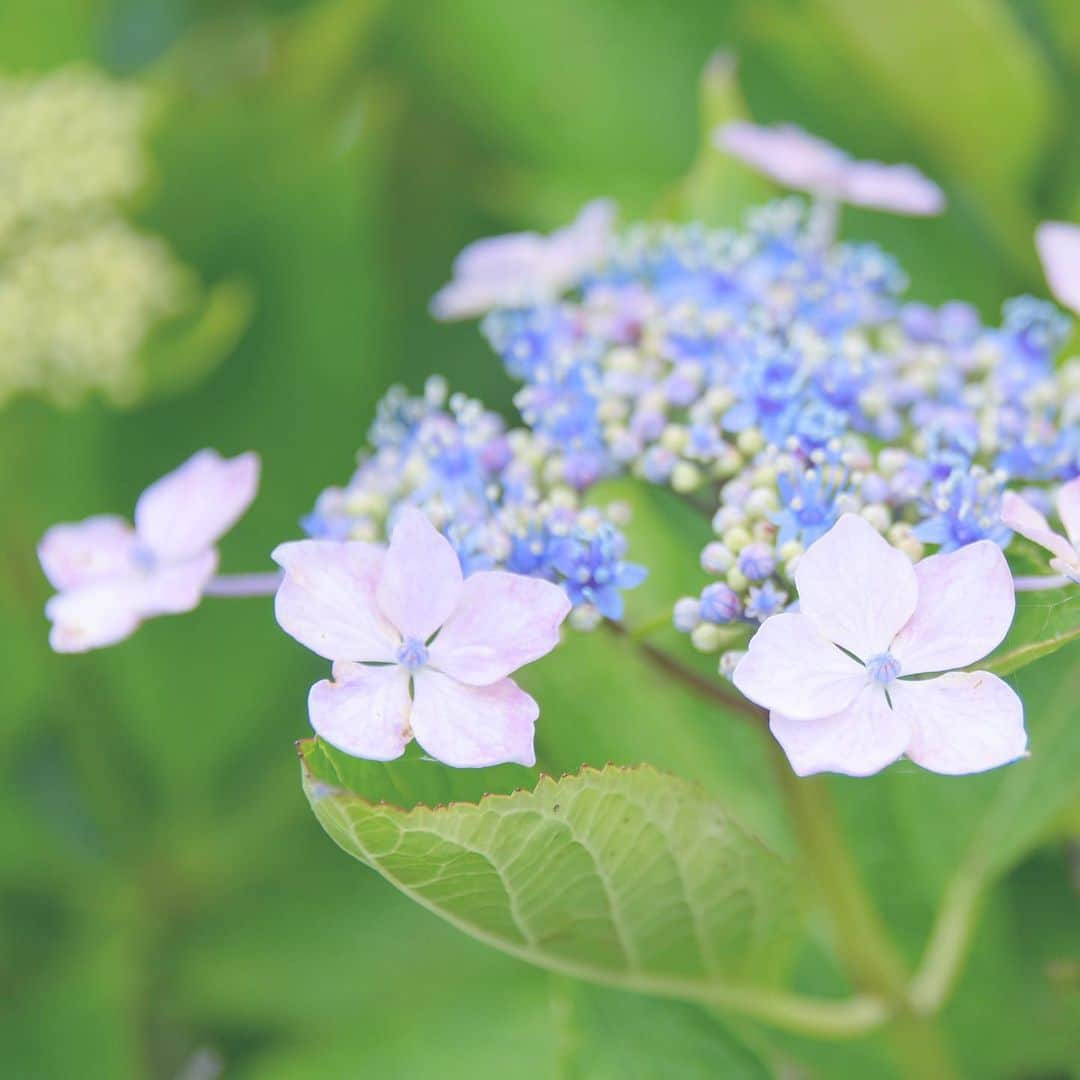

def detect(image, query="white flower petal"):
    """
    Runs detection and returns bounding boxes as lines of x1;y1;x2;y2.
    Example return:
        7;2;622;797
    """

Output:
45;580;144;653
1001;491;1074;563
543;199;616;285
38;515;136;590
1035;220;1080;315
138;551;219;616
733;612;866;720
1057;477;1080;549
135;449;260;562
893;672;1026;776
428;571;571;686
891;541;1015;675
795;514;918;660
272;540;398;662
308;664;412;761
770;683;910;778
842;161;945;216
430;200;614;321
716;122;849;197
376;509;463;643
410;670;537;768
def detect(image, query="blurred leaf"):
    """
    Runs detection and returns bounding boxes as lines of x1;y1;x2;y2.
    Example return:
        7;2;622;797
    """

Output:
140;278;254;402
805;0;1055;269
551;979;771;1079
655;52;772;226
301;748;795;998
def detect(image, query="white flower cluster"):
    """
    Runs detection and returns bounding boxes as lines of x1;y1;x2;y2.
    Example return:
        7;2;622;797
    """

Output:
0;66;191;407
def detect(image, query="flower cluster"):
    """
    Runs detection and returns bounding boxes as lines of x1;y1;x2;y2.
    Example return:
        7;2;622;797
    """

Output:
475;200;1079;669
0;66;194;407
302;377;646;625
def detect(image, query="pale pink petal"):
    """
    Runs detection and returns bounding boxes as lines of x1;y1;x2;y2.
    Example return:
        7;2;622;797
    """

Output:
135;449;260;562
138;551;218;616
1056;477;1080;548
376;509;463;643
544;199;615;283
795;514;918;660
38;515;136;590
1035;221;1080;315
45;580;143;653
410;670;537;768
427;571;571;686
272;540;398;663
453;232;547;282
893;672;1026;775
891;542;1015;675
715;122;849;197
431;233;548;319
309;663;412;761
770;683;909;777
842;161;945;216
1001;491;1074;562
732;612;866;720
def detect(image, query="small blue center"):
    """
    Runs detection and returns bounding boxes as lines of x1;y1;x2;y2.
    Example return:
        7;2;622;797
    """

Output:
395;638;429;672
865;652;902;685
132;544;157;572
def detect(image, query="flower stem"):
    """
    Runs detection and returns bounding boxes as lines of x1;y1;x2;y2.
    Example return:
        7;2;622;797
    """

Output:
606;620;763;725
609;628;960;1073
908;867;983;1015
766;742;959;1079
1013;574;1071;591
203;571;282;598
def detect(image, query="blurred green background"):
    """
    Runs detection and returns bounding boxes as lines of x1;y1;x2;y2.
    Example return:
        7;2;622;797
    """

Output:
2;1;1078;1076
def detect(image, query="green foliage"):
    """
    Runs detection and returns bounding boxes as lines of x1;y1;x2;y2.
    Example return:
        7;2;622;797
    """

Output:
3;0;1080;1077
301;745;795;995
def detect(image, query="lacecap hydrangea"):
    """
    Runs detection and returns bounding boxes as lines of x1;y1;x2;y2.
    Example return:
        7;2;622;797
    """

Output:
302;376;646;627
475;199;1079;668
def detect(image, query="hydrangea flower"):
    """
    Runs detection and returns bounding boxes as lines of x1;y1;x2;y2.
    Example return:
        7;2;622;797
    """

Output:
430;200;615;320
273;508;571;768
733;514;1025;777
715;122;945;216
1035;221;1080;315
39;449;260;652
1002;477;1080;583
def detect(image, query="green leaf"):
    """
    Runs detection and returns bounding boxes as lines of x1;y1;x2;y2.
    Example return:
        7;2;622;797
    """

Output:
300;746;795;1002
805;0;1054;272
551;979;771;1080
140;278;254;402
979;587;1080;676
654;53;772;225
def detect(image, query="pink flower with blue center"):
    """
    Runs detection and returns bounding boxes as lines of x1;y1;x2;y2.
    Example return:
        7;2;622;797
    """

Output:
39;449;260;653
734;514;1025;777
273;508;571;768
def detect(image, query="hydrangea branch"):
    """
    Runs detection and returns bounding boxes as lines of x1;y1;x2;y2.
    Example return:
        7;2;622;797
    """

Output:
1012;574;1071;591
203;571;282;597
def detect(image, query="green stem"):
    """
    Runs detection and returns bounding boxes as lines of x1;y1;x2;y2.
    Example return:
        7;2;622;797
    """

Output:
620;631;959;1073
909;867;983;1015
606;619;763;725
766;743;959;1079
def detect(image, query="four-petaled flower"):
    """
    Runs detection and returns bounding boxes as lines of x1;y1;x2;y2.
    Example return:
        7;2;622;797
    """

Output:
1002;477;1080;583
39;449;260;653
273;508;571;768
716;122;945;216
734;514;1026;777
430;199;615;320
